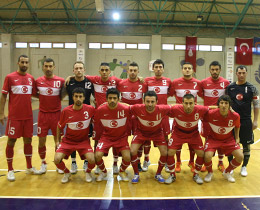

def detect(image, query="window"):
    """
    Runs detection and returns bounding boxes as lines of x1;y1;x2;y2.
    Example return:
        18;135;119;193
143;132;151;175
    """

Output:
89;43;101;49
126;43;137;49
53;43;64;48
211;45;223;52
29;43;39;48
16;42;27;48
65;43;77;48
114;43;125;49
175;45;186;50
40;43;52;48
138;43;150;50
162;44;174;50
0;43;2;48
102;43;113;49
199;45;210;51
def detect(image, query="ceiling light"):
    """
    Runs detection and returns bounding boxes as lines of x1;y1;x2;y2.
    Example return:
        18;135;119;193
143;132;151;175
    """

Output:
197;15;203;21
113;12;120;20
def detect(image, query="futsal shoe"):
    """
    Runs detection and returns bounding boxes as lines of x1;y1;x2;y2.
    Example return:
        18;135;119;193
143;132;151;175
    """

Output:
85;172;93;182
39;163;47;174
113;165;119;174
119;172;129;182
132;174;140;184
61;173;71;184
223;171;235;183
70;162;78;174
138;163;143;172
26;167;41;175
218;163;225;173
204;172;213;183
175;162;181;173
164;174;176;184
142;160;151;172
7;170;15;181
193;174;204;185
155;174;165;183
96;172;107;182
188;162;195;173
240;166;248;177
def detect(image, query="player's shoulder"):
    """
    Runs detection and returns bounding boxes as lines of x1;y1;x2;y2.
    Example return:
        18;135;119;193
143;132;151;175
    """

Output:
36;75;44;82
192;77;201;83
144;76;153;82
201;77;211;84
208;108;219;115
227;82;236;88
53;75;65;81
83;104;95;111
229;110;240;119
131;103;144;109
162;76;171;81
172;77;183;83
63;104;73;112
219;76;229;83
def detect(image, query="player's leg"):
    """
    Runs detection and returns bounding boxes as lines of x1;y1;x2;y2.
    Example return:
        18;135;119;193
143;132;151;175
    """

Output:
130;140;142;183
112;147;119;174
155;144;167;183
142;141;151;172
38;136;47;174
54;152;70;183
193;149;204;184
95;151;107;182
6;137;17;181
83;152;95;182
165;148;177;184
204;151;215;183
119;149;131;181
217;148;225;172
70;151;77;174
137;144;144;172
241;143;250;177
93;140;100;174
175;147;182;173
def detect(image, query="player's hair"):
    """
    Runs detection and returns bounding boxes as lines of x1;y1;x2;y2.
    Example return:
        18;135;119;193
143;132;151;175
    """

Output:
144;91;158;101
183;94;195;102
43;58;55;66
182;61;193;68
18;55;29;62
72;87;85;97
152;59;164;68
236;65;247;72
106;88;120;99
100;62;110;68
209;61;221;69
129;62;139;69
217;95;232;107
73;61;85;69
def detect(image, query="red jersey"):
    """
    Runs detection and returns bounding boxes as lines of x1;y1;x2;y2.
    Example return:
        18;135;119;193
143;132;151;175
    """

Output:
36;75;65;112
144;76;171;104
204;109;240;140
86;75;121;108
58;104;95;143
94;103;130;141
169;105;208;136
171;77;203;104
201;76;230;106
2;71;36;120
118;79;147;105
130;104;171;136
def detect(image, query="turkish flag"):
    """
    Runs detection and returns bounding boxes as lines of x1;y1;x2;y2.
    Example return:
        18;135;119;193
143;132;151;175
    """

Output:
185;36;197;72
236;38;253;65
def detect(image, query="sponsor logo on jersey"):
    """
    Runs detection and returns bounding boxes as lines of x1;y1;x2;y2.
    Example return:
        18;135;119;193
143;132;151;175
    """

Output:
236;93;243;100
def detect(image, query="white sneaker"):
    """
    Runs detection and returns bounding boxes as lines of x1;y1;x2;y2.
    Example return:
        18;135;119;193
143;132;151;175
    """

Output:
119;172;129;182
94;167;100;174
96;172;107;182
165;164;170;173
7;170;15;181
61;173;71;184
240;166;248;177
85;172;93;182
56;167;64;174
142;160;151;172
113;165;119;174
193;174;204;185
39;163;47;174
223;171;235;183
26;167;41;175
204;173;213;183
164;174;176;184
70;162;78;174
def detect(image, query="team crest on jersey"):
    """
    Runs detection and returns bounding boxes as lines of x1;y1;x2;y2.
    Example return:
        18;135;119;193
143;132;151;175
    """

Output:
46;88;53;95
101;86;108;93
110;120;118;127
76;122;84;129
147;121;154;126
21;86;28;93
184;122;192;128
153;87;161;93
236;93;243;100
184;90;191;94
218;127;226;134
211;90;219;97
129;92;136;99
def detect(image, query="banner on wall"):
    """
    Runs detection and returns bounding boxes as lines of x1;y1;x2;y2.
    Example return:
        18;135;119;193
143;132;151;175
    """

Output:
236;38;253;65
185;36;197;72
253;37;260;55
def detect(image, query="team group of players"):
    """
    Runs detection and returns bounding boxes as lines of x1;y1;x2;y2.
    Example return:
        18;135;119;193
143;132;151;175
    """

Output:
0;55;259;185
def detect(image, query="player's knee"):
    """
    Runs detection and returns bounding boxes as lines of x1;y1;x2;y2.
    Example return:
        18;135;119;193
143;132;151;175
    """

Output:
123;153;131;162
235;151;244;163
130;148;137;156
7;138;17;146
167;149;176;156
196;150;204;157
88;155;95;164
54;156;62;165
95;152;102;162
204;153;212;162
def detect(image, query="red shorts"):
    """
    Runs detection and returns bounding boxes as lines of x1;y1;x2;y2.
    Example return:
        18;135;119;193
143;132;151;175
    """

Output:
162;116;170;136
5;118;33;138
131;131;167;146
56;139;93;160
96;135;130;155
37;111;61;137
204;138;241;156
168;131;204;150
129;115;138;136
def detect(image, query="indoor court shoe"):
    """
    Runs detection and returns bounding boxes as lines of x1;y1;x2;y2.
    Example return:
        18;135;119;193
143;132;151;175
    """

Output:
164;174;176;184
165;164;170;173
7;170;15;181
142;160;151;172
218;163;225;173
56;167;64;174
113;165;119;174
70;162;78;174
204;172;213;183
155;174;165;183
26;167;41;175
223;171;235;183
83;160;88;171
175;162;181;173
94;167;100;174
240;166;248;177
119;172;129;182
188;162;195;173
138;163;143;172
85;172;93;182
39;163;47;174
193;174;204;185
61;173;71;184
132;174;140;184
96;172;107;182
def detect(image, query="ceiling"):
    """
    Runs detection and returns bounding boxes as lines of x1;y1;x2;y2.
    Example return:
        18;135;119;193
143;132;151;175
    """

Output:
0;0;259;37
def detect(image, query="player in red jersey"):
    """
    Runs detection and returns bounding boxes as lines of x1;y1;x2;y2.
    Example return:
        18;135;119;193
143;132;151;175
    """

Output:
130;91;172;184
36;58;65;174
165;94;212;185
54;87;95;183
201;61;230;172
144;59;172;172
94;88;131;182
171;62;203;173
203;95;244;183
0;55;41;181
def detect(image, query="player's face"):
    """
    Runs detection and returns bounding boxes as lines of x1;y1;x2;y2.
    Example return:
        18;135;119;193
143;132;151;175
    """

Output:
73;93;85;107
18;57;29;72
107;94;119;109
153;64;164;77
127;66;139;80
236;68;247;82
73;63;85;79
144;96;157;112
43;62;55;78
182;98;195;114
182;64;193;78
99;66;111;80
209;65;221;80
219;100;230;116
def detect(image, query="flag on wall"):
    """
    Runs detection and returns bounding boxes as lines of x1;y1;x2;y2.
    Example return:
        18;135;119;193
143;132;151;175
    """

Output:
185;36;197;72
236;38;253;65
253;37;260;55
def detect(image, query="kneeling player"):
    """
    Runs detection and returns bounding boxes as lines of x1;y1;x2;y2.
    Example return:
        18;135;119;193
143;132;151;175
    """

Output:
54;87;95;183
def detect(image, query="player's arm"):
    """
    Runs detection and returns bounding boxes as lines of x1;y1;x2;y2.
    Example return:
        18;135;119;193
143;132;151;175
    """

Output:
64;75;75;87
234;127;240;144
208;105;218;109
0;93;7;125
61;84;68;100
252;91;260;130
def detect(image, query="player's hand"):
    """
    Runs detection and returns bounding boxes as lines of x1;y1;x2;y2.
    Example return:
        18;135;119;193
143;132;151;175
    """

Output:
0;113;6;125
230;107;235;112
64;76;74;87
138;76;144;83
252;120;258;130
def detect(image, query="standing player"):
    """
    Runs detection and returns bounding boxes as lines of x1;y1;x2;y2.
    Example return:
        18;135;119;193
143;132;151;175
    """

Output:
165;94;212;185
0;55;40;181
144;59;172;172
130;91;172;184
201;61;230;172
54;87;95;183
94;88;131;182
171;62;203;173
203;95;243;183
226;65;259;177
36;58;65;174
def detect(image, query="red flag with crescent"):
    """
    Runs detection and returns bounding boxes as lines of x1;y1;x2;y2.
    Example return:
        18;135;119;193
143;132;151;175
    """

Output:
185;36;197;72
236;38;253;65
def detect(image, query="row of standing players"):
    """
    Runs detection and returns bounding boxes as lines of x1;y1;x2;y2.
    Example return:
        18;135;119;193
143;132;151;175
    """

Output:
0;56;259;184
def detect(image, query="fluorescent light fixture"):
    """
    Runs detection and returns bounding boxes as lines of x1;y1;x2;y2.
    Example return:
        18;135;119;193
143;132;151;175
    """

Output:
89;43;101;49
114;43;125;49
65;43;77;48
211;45;223;52
113;12;120;20
199;45;210;51
138;43;150;50
40;43;52;48
95;0;104;14
175;45;186;50
0;43;2;48
53;43;64;48
29;43;39;48
162;44;174;50
102;43;113;49
16;42;27;48
126;44;137;49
